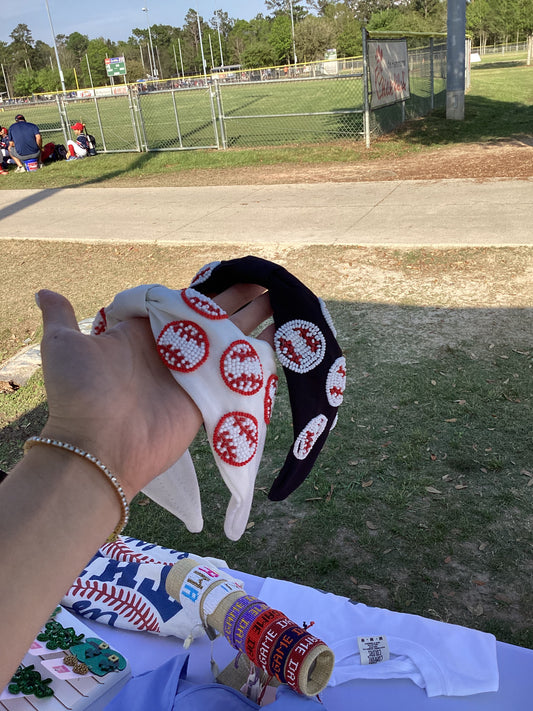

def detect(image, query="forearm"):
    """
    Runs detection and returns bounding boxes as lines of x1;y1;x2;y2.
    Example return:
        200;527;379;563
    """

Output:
0;445;122;688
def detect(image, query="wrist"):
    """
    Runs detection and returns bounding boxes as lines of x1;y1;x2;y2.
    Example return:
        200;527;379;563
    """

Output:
39;420;136;502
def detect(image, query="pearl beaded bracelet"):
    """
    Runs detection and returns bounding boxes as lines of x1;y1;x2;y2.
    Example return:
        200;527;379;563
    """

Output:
24;436;129;542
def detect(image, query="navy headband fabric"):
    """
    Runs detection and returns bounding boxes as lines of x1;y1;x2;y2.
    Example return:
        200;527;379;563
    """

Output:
190;256;346;501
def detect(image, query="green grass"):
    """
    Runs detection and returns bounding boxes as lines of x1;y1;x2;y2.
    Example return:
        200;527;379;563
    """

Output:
0;57;529;191
1;243;532;649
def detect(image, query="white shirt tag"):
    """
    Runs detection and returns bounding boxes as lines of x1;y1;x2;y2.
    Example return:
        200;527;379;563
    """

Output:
357;635;390;664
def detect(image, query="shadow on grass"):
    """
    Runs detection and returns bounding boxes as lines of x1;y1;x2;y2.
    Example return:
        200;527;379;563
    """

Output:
0;151;159;224
393;93;533;147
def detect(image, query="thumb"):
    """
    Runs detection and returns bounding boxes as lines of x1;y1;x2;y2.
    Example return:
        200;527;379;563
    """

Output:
36;290;81;334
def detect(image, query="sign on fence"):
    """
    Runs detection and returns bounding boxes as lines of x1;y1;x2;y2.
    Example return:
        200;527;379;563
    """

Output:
368;39;410;109
105;56;127;77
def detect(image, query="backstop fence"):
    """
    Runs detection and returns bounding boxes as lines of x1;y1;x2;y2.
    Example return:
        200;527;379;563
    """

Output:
0;39;446;154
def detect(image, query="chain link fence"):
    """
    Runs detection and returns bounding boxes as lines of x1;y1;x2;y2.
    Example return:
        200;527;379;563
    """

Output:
0;42;446;153
370;41;447;137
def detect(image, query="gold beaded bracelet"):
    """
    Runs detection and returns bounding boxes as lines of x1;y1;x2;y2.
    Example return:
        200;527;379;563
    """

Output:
24;436;129;542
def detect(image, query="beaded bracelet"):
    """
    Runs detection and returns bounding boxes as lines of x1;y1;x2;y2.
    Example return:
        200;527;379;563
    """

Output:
283;634;323;693
267;625;308;683
255;617;298;671
231;600;269;653
222;595;259;641
24;436;129;542
244;608;287;661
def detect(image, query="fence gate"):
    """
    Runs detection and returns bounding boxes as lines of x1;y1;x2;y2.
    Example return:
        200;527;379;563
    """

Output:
60;89;141;153
135;85;220;151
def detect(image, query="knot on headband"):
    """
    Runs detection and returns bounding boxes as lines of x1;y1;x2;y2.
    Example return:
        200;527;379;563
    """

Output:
92;257;345;539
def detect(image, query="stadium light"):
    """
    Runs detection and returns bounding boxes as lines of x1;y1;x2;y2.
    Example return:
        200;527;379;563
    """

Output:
44;0;66;92
142;7;157;79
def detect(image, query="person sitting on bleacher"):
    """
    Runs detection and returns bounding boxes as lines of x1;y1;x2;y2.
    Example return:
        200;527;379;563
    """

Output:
66;122;90;160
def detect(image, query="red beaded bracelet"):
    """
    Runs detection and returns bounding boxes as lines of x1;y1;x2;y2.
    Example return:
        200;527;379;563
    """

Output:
283;633;323;693
268;625;308;683
244;608;287;661
256;618;299;671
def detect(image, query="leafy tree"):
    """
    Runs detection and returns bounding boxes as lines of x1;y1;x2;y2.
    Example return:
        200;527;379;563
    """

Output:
227;16;272;63
345;0;409;23
33;40;54;71
82;38;116;87
264;0;309;19
269;14;294;63
241;40;277;66
295;15;336;60
66;32;89;61
336;17;363;56
13;69;39;96
467;0;495;49
10;23;35;72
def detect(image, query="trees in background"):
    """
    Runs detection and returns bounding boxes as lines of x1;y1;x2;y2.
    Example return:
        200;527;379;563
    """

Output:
0;0;530;97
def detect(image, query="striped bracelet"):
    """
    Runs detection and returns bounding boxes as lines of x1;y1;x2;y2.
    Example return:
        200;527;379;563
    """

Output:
24;436;129;542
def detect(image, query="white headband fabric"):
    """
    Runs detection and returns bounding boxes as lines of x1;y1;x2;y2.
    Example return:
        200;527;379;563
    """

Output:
92;284;277;541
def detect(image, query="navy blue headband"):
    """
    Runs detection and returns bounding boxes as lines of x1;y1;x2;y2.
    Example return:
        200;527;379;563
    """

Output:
190;256;346;501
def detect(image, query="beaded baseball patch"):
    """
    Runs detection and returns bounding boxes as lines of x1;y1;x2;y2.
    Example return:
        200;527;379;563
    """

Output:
293;414;328;460
264;374;279;424
220;340;264;395
157;320;209;372
92;307;107;335
319;297;337;337
213;412;259;466
326;356;347;407
182;288;228;320
190;260;221;287
274;320;326;373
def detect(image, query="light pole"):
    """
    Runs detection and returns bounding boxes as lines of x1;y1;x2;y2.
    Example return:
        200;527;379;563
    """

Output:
44;0;66;92
288;0;297;67
216;11;224;68
196;9;208;83
141;7;156;79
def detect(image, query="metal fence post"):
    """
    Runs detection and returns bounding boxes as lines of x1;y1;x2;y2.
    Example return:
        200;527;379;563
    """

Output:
56;94;69;145
208;84;220;150
171;89;184;149
362;27;371;148
135;93;149;151
128;85;142;152
92;95;107;152
430;37;435;110
214;79;227;150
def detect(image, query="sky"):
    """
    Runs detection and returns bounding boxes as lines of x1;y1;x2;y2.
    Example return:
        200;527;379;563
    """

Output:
1;0;270;45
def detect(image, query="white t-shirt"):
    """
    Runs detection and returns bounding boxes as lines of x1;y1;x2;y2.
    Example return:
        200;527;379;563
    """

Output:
258;578;499;697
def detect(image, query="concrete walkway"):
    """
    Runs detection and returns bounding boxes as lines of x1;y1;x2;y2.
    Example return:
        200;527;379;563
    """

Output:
1;178;532;246
1;176;532;385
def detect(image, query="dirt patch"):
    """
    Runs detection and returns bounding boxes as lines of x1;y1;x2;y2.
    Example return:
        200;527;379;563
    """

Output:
108;137;533;188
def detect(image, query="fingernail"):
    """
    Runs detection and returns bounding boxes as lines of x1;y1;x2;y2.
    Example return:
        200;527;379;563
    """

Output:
34;292;41;308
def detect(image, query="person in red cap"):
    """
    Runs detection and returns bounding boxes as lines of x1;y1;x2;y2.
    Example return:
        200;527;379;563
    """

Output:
66;122;90;160
7;114;42;173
